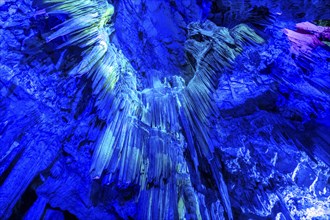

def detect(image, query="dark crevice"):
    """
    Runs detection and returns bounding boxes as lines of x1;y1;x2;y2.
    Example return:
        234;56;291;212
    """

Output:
9;184;38;220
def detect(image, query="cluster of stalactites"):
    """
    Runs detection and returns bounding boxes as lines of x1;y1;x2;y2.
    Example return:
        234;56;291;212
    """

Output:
42;1;265;218
178;20;264;219
90;19;264;219
42;0;119;96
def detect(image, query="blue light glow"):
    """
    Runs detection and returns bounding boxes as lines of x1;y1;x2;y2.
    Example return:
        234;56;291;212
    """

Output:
0;0;329;219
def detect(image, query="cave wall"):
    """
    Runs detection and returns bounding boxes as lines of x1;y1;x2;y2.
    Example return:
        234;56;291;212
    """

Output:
0;0;329;219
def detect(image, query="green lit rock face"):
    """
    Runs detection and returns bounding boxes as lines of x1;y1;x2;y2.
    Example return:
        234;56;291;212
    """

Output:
43;0;118;96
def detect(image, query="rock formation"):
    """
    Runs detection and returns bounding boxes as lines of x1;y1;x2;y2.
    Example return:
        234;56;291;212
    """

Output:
0;0;329;219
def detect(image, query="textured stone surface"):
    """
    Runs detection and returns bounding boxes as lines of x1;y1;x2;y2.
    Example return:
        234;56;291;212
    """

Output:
0;0;329;219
